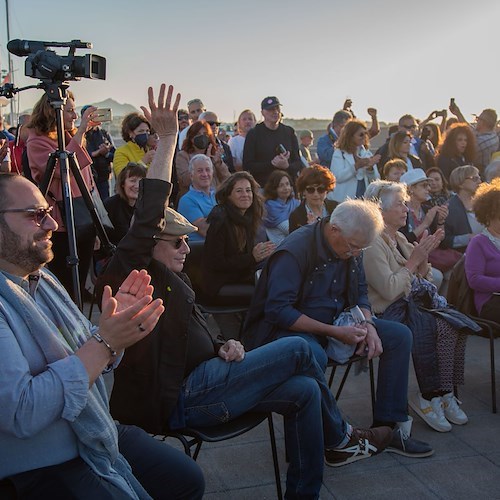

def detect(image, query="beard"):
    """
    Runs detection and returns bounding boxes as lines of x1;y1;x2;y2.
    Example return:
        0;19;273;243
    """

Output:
0;222;53;275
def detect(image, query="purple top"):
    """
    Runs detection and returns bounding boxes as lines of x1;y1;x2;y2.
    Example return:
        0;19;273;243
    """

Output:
465;233;500;313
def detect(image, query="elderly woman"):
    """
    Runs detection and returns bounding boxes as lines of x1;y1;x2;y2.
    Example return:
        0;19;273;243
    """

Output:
386;131;422;173
113;112;155;177
329;119;380;202
465;179;500;323
436;123;477;181
262;170;300;245
442;165;484;252
289;164;337;233
364;180;479;433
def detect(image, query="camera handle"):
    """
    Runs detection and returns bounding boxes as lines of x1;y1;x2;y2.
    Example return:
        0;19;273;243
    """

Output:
38;83;114;310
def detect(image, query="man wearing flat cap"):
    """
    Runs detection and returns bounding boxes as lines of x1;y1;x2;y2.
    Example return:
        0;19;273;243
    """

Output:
242;96;303;186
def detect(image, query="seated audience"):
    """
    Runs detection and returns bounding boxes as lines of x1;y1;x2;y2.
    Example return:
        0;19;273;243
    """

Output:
244;199;434;457
385;130;422;173
425;167;451;207
177;154;216;241
442;165;484;252
436;123;476;181
0;173;204;499
176;120;230;200
262;170;300;245
203;171;275;305
99;85;393;500
364;180;480;433
289;164;337;232
484;159;500;182
465;179;500;323
228;109;256;170
113;112;155;177
329;119;381;202
383;158;407;182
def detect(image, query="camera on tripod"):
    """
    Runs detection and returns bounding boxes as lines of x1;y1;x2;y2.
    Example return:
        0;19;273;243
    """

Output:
7;39;106;82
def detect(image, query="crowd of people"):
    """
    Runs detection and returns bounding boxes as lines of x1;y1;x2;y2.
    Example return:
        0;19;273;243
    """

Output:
1;83;500;499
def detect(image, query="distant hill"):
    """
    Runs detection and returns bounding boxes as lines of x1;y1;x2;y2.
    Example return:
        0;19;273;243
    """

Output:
76;98;139;117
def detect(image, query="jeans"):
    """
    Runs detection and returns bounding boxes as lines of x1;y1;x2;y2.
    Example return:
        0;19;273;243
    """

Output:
8;425;204;500
277;319;413;424
182;337;347;500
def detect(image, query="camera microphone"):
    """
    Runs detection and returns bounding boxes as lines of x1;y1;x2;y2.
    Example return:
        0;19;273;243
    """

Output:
7;39;92;57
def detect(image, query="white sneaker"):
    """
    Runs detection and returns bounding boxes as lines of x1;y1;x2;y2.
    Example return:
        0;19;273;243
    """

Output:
442;392;468;425
409;393;452;432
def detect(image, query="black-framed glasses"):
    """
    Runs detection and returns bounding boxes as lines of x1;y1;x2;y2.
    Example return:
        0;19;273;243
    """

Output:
153;234;189;249
305;186;327;194
0;206;53;226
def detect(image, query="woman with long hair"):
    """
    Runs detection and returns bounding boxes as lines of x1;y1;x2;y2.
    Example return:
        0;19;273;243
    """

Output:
176;120;230;200
202;171;274;306
425;167;451;207
386;130;422;173
262;170;300;244
329;119;380;202
26;91;98;298
437;123;477;181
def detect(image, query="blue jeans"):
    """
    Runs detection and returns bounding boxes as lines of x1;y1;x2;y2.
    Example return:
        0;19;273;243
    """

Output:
277;319;413;424
182;337;347;500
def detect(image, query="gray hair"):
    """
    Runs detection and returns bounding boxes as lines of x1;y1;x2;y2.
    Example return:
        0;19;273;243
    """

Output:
364;180;408;211
485;160;500;183
188;154;213;174
329;198;384;244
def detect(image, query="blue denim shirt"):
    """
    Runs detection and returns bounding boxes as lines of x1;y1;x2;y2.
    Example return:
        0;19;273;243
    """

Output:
316;133;336;167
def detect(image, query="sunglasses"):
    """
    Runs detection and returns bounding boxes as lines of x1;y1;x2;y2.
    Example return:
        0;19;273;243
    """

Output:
305;186;327;194
153;235;189;249
206;120;221;127
178;115;189;121
0;206;53;226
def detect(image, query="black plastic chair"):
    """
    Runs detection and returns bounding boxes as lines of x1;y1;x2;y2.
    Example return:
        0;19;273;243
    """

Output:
327;355;376;416
156;412;283;500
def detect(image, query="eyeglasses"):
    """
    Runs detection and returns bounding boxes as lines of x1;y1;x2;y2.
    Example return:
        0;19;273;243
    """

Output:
342;233;371;257
153;235;189;249
305;186;327;194
0;206;53;226
465;175;481;182
206;121;221;127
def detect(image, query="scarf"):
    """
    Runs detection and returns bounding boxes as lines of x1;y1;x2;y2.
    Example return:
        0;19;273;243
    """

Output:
0;269;151;499
263;197;300;228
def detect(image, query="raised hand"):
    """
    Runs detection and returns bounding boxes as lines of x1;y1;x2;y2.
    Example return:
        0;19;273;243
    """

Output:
140;84;181;138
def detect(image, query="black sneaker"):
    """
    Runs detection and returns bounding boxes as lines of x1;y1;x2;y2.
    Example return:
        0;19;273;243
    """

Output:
385;417;434;458
325;426;393;467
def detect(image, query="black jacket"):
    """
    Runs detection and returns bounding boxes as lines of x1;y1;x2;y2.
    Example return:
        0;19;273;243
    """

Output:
288;200;338;233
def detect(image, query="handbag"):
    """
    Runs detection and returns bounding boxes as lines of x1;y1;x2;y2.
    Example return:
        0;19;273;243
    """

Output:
428;247;462;273
326;307;363;364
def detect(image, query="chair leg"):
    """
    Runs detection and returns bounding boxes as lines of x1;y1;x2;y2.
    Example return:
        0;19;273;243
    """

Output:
192;440;203;461
267;415;283;500
87;288;97;320
335;363;353;400
328;365;337;389
489;331;497;413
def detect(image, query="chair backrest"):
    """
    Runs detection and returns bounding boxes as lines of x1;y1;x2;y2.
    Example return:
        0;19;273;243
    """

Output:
447;255;478;316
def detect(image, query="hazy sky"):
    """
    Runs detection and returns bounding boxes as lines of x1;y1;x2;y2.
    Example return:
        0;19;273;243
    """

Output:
1;0;499;123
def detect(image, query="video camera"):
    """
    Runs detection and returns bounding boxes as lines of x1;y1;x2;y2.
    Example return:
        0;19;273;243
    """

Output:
7;39;106;82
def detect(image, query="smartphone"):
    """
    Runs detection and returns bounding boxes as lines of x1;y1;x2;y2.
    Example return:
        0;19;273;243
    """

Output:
93;108;113;122
450;98;455;107
276;144;287;155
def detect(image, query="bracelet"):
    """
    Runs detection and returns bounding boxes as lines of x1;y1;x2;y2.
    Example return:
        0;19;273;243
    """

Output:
92;332;117;357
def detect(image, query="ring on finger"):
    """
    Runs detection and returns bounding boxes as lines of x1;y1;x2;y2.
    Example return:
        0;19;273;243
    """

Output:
138;323;146;332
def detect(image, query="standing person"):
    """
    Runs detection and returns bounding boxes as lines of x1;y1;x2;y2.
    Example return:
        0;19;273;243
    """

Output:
316;110;351;167
177;108;191;132
26;92;97;299
228;109;256;170
113;112;155;177
177;154;217;241
436;123;477;181
385;131;422;173
81;105;115;201
0;172;204;499
199;111;234;172
243;96;303;186
262;170;300;245
177;98;206;150
98;86;393;499
328;119;381;203
299;129;315;165
289;164;337;233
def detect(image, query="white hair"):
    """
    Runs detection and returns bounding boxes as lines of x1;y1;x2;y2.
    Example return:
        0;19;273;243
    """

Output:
188;154;213;174
364;180;408;211
485;160;500;183
329;198;384;243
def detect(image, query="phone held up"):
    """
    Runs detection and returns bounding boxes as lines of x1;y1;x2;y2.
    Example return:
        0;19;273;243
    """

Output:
92;108;113;123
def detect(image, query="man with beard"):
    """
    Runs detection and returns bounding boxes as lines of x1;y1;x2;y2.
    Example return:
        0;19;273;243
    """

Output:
0;84;205;500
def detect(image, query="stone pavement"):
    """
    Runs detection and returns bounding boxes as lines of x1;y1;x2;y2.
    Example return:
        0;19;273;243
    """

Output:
164;335;500;499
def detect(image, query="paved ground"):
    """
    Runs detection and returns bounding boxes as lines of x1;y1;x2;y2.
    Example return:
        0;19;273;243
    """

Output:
86;303;500;499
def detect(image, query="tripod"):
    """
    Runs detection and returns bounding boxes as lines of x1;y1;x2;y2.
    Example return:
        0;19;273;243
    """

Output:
38;82;114;310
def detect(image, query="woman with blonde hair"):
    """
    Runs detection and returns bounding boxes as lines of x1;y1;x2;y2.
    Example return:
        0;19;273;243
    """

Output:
328;119;380;202
228;109;257;170
386;131;422;173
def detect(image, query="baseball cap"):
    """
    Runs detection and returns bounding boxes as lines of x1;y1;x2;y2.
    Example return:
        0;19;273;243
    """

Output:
261;96;282;110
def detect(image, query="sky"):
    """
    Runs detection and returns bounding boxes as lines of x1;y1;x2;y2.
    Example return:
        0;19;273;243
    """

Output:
1;0;499;124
